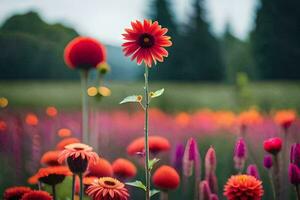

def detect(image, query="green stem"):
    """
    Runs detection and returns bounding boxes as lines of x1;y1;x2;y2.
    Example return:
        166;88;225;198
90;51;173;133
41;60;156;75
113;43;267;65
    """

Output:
81;70;89;143
160;191;168;200
268;171;276;200
79;173;84;200
296;185;300;200
144;66;150;200
273;154;281;200
52;185;56;200
71;174;75;200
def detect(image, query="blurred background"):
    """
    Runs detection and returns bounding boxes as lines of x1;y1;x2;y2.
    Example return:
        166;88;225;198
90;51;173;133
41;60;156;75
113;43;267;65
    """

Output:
0;0;300;199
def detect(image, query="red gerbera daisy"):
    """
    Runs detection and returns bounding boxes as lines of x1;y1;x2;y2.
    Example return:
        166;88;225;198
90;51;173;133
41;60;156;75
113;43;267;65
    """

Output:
122;19;172;67
86;177;129;200
56;137;80;150
224;174;264;200
40;150;61;166
152;165;180;190
21;190;53;200
86;158;113;178
58;143;99;174
4;186;31;200
112;158;137;179
35;166;71;185
127;136;170;155
64;37;106;70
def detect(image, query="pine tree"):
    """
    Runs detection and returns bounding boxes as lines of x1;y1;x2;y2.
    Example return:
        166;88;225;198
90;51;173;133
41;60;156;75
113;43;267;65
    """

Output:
252;0;300;79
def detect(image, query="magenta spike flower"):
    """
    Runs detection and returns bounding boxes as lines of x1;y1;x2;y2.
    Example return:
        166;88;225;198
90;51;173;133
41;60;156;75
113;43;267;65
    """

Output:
247;164;260;179
205;146;217;175
199;180;211;200
210;194;219;200
172;143;184;172
289;163;300;185
290;143;300;167
263;155;273;169
183;138;200;177
206;171;218;194
233;138;247;171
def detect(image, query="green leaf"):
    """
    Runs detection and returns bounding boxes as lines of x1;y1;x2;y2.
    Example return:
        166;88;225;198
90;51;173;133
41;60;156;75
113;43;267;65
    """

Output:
148;158;160;171
120;95;142;104
150;189;160;197
150;88;164;98
125;181;146;191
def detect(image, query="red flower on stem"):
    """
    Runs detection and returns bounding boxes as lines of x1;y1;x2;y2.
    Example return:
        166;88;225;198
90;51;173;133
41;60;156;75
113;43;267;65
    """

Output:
21;190;53;200
122;19;172;67
112;158;137;179
4;186;31;200
263;137;282;155
127;136;170;155
152;165;180;190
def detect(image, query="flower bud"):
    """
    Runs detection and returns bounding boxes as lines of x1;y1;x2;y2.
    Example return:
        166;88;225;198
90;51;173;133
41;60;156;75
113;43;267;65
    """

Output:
183;138;200;177
263;155;273;169
289;163;300;185
210;194;219;200
205;147;217;174
172;143;184;172
206;171;218;194
263;137;282;155
247;164;260;179
234;138;247;171
199;180;211;200
290;143;300;167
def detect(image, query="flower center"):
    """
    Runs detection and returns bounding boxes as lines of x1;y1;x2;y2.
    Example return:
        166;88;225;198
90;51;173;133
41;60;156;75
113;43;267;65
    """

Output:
138;33;155;48
74;147;84;151
104;180;116;186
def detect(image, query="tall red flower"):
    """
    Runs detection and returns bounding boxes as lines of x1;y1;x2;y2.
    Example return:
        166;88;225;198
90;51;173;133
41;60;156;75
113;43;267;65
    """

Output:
152;165;180;190
4;186;31;200
64;37;106;70
21;191;53;200
40;150;61;166
112;158;137;179
263;137;282;155
86;158;113;178
127;136;170;155
224;174;263;200
122;19;172;67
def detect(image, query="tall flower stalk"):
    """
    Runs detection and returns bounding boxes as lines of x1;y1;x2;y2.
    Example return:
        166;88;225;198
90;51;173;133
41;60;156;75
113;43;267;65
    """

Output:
121;19;172;200
80;70;89;143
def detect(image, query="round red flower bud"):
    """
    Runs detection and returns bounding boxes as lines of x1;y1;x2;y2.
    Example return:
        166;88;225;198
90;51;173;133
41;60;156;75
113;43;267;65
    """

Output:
21;190;53;200
152;165;180;190
112;158;137;179
64;37;106;70
86;158;113;178
4;186;31;200
263;137;282;155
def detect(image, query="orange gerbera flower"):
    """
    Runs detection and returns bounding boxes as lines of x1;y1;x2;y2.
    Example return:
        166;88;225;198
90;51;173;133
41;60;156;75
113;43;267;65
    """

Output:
25;113;38;126
122;19;172;67
35;166;71;185
86;177;129;200
112;158;137;179
224;174;264;200
27;174;39;185
152;165;180;190
237;109;263;127
20;190;53;200
273;109;297;130
86;158;113;178
56;137;80;150
127;136;170;155
46;106;58;117
40;150;61;166
4;186;31;200
58;143;99;174
83;176;98;186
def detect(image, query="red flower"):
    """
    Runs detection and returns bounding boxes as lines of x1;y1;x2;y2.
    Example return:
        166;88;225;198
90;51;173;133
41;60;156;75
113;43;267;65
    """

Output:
57;128;72;138
21;190;53;200
224;174;263;200
25;113;38;126
127;136;170;155
56;137;80;150
112;158;137;179
122;19;172;67
27;174;39;185
86;177;129;200
263;137;282;155
4;186;31;200
46;106;58;117
64;37;106;70
274;110;297;130
40;150;61;166
86;158;113;178
0;120;7;132
152;165;180;190
35;166;71;185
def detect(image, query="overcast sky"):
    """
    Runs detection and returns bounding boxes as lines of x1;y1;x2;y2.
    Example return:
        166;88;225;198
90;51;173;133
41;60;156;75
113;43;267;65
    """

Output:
0;0;258;45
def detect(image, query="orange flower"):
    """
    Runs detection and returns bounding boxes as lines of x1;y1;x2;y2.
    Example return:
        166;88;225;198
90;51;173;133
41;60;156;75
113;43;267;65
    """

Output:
25;113;38;126
86;158;113;178
86;177;129;200
46;106;58;117
273;109;297;129
122;19;172;67
112;158;137;179
21;190;52;200
56;137;80;150
175;112;191;127
127;136;170;155
4;186;31;200
40;150;61;166
58;143;99;174
83;176;98;186
35;166;71;185
64;37;106;70
27;174;39;185
214;111;236;129
224;174;264;200
152;165;180;190
57;128;72;138
237;109;263;127
0;120;7;132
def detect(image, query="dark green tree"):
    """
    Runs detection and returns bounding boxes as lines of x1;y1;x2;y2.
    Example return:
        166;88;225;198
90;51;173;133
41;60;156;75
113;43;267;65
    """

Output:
251;0;300;79
179;0;225;81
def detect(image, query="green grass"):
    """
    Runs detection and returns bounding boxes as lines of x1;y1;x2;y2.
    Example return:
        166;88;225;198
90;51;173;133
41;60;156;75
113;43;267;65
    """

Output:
1;80;300;112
